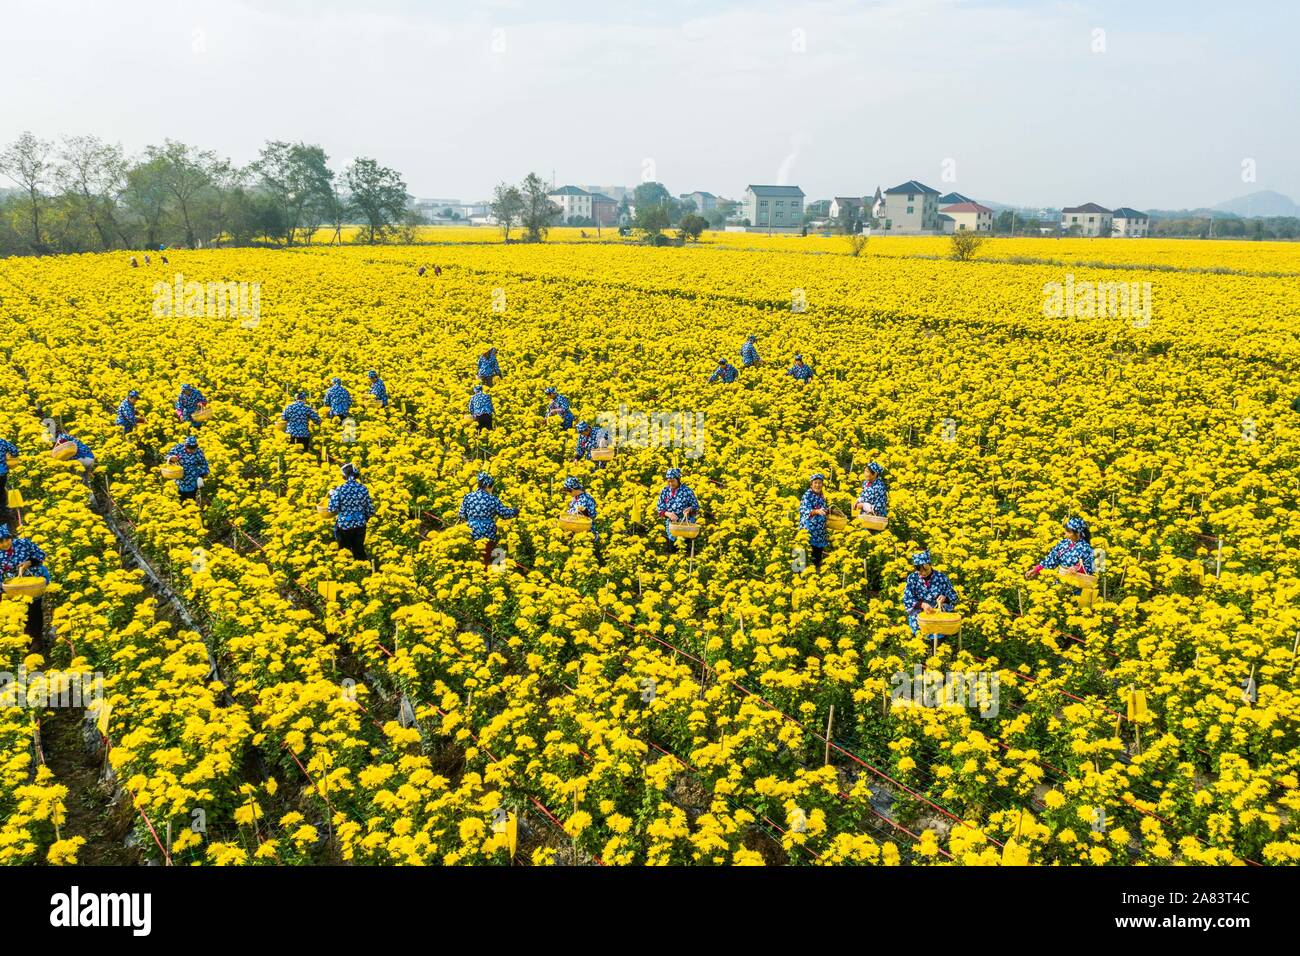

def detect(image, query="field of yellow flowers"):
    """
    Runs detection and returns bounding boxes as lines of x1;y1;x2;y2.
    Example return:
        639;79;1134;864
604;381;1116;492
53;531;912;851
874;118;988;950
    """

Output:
0;233;1297;866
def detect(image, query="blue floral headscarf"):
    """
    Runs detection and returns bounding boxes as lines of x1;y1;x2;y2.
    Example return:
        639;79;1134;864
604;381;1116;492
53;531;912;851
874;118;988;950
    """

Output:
664;467;682;481
912;550;932;567
810;473;825;483
184;435;199;448
562;477;582;491
867;461;884;476
576;421;590;433
1065;517;1088;535
476;471;494;487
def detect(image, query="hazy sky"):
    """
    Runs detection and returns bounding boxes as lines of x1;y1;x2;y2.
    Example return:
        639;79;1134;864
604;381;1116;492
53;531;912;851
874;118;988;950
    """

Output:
4;0;1295;208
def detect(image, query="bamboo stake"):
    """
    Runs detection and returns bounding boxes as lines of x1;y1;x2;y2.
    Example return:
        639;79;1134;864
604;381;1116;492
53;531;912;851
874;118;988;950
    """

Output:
1215;537;1223;577
824;705;835;766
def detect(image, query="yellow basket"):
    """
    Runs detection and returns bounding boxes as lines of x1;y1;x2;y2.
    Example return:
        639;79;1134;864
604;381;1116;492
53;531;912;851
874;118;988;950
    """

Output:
5;455;16;467
1058;568;1098;589
590;446;615;461
825;514;848;532
191;406;212;422
273;418;287;432
1077;587;1098;609
668;521;701;539
857;514;889;531
918;611;962;636
159;464;184;480
557;514;593;533
462;413;477;424
7;490;24;509
3;576;48;598
549;415;563;427
317;500;332;518
51;443;78;461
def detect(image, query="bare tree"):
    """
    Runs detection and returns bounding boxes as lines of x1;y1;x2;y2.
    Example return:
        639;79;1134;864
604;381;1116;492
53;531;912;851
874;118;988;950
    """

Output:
949;231;989;261
146;140;217;248
0;131;55;252
56;135;127;251
490;182;524;243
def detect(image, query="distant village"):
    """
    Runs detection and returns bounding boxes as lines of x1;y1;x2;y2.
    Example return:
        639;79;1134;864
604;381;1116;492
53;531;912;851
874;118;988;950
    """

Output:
411;179;1152;238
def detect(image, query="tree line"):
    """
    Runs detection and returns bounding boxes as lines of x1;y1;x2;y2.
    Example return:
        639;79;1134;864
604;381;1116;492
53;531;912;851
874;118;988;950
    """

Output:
0;132;415;256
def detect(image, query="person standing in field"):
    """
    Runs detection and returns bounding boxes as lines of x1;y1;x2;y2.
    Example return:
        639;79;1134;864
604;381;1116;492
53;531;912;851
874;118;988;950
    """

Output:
903;550;959;635
166;435;210;505
562;476;603;565
367;370;389;408
459;472;518;568
0;437;18;517
282;391;321;452
852;461;889;518
544;386;575;429
798;473;830;569
469;384;494;429
788;354;815;381
175;383;208;426
324;377;352;418
655;467;699;553
0;523;51;651
115;390;145;434
328;463;376;562
477;347;502;385
741;334;761;367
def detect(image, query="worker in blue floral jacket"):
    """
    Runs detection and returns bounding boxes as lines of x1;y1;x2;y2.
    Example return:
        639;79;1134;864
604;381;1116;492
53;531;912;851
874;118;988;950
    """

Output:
54;432;96;486
328;462;376;562
798;473;831;569
852;461;889;519
459;471;518;567
741;334;761;367
0;437;18;514
573;421;610;468
166;435;210;505
544;386;574;429
323;377;352;418
367;370;389;408
0;523;50;649
477;347;502;384
562;476;603;564
709;358;739;384
903;550;960;635
788;354;814;381
1025;517;1095;579
469;384;494;429
655;467;699;551
115;391;144;433
282;391;321;451
174;383;208;425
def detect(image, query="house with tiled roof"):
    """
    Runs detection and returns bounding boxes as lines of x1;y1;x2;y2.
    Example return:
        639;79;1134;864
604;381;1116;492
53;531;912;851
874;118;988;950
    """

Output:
1061;202;1113;236
548;185;594;223
1111;207;1150;237
743;184;804;232
881;180;942;233
829;196;865;220
938;200;994;233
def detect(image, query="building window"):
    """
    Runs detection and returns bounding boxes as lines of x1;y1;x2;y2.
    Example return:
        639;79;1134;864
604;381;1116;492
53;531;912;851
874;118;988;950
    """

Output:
776;210;783;219
907;206;914;214
760;200;768;208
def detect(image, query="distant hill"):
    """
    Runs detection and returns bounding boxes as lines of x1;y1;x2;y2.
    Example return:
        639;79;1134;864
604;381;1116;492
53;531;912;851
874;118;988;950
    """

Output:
1212;190;1299;218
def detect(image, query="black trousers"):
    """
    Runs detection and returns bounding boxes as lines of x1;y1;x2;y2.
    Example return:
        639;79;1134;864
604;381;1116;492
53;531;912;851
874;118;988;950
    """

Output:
811;545;826;569
0;471;8;523
474;413;493;430
334;524;368;561
179;487;198;504
291;434;311;452
26;596;44;651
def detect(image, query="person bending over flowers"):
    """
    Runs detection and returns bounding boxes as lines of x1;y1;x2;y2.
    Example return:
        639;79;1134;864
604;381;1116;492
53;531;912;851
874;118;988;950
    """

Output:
166;435;210;505
459;472;518;568
903;550;960;635
656;468;699;553
1025;517;1095;580
0;523;50;651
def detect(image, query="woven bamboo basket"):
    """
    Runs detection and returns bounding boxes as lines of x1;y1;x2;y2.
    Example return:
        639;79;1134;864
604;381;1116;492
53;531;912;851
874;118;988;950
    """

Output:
668;521;701;539
1058;568;1098;589
825;513;849;532
191;406;212;422
51;443;78;461
159;464;184;480
857;514;889;531
557;514;593;533
3;576;48;598
917;611;962;636
590;446;615;461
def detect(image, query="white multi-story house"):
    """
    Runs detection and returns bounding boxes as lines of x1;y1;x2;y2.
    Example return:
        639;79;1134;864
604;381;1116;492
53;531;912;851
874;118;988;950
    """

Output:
1111;207;1150;237
1061;203;1113;237
881;180;941;233
743;185;804;231
680;191;718;213
828;196;865;221
548;185;594;223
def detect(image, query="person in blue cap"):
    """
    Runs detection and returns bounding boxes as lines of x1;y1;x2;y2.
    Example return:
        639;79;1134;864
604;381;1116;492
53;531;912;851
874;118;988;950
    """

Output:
367;370;389;408
562;476;603;564
709;358;739;384
573;421;610;468
282;390;321;452
1026;517;1095;580
903;550;959;635
328;462;376;561
166;435;210;505
477;347;502;385
0;522;50;649
115;390;145;434
469;384;494;430
0;436;18;517
544;386;574;429
174;383;208;426
798;473;830;569
323;377;352;418
788;354;814;381
852;461;889;519
655;467;699;552
740;334;761;367
459;472;518;568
